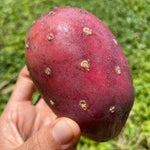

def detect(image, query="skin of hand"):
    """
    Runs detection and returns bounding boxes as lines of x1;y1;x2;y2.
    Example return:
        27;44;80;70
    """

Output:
0;66;80;150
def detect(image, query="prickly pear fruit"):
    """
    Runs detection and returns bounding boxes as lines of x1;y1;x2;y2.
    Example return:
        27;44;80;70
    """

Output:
25;7;134;142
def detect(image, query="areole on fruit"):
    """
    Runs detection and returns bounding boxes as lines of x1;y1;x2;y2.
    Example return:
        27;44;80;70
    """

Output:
109;106;115;113
49;11;55;15
45;67;51;76
50;99;55;106
81;60;90;71
115;66;121;74
113;38;118;45
26;43;29;49
47;34;54;41
79;100;88;110
83;27;92;35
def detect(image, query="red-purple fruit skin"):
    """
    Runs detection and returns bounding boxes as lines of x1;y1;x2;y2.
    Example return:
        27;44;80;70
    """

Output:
25;7;134;142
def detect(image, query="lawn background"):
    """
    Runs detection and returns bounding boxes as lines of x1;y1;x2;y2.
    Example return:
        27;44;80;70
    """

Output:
0;0;150;149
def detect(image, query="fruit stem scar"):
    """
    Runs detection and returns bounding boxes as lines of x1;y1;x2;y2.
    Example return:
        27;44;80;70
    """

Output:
45;67;51;76
83;27;92;35
79;100;88;110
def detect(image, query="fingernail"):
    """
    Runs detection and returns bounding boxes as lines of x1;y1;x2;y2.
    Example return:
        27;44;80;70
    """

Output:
52;119;74;145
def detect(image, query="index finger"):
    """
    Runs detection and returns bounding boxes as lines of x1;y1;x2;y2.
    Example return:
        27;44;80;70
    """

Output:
9;66;34;102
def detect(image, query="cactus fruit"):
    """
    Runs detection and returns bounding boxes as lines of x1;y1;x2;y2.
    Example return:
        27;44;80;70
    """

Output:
25;7;134;142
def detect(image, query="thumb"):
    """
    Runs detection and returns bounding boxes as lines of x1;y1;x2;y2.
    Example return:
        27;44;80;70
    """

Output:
15;117;80;150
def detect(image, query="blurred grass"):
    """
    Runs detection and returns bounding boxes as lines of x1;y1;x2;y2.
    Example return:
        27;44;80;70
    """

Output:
0;0;150;149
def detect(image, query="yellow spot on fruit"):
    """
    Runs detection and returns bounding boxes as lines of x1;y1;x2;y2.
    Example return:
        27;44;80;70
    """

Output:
113;38;118;45
109;106;115;113
45;67;51;76
50;100;55;106
47;34;54;41
115;66;121;74
79;100;88;110
83;27;92;35
81;60;90;71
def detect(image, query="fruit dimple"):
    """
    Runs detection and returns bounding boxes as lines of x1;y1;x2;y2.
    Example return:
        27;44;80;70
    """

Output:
83;27;92;35
79;100;88;110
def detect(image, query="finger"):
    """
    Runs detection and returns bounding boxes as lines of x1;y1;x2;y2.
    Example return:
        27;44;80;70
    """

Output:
10;66;34;102
70;142;78;150
35;97;57;120
15;117;81;150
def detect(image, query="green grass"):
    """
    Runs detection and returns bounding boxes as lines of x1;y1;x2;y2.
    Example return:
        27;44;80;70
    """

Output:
0;0;150;149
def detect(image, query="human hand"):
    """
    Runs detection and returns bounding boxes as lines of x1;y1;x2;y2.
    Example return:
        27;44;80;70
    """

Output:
0;66;80;150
